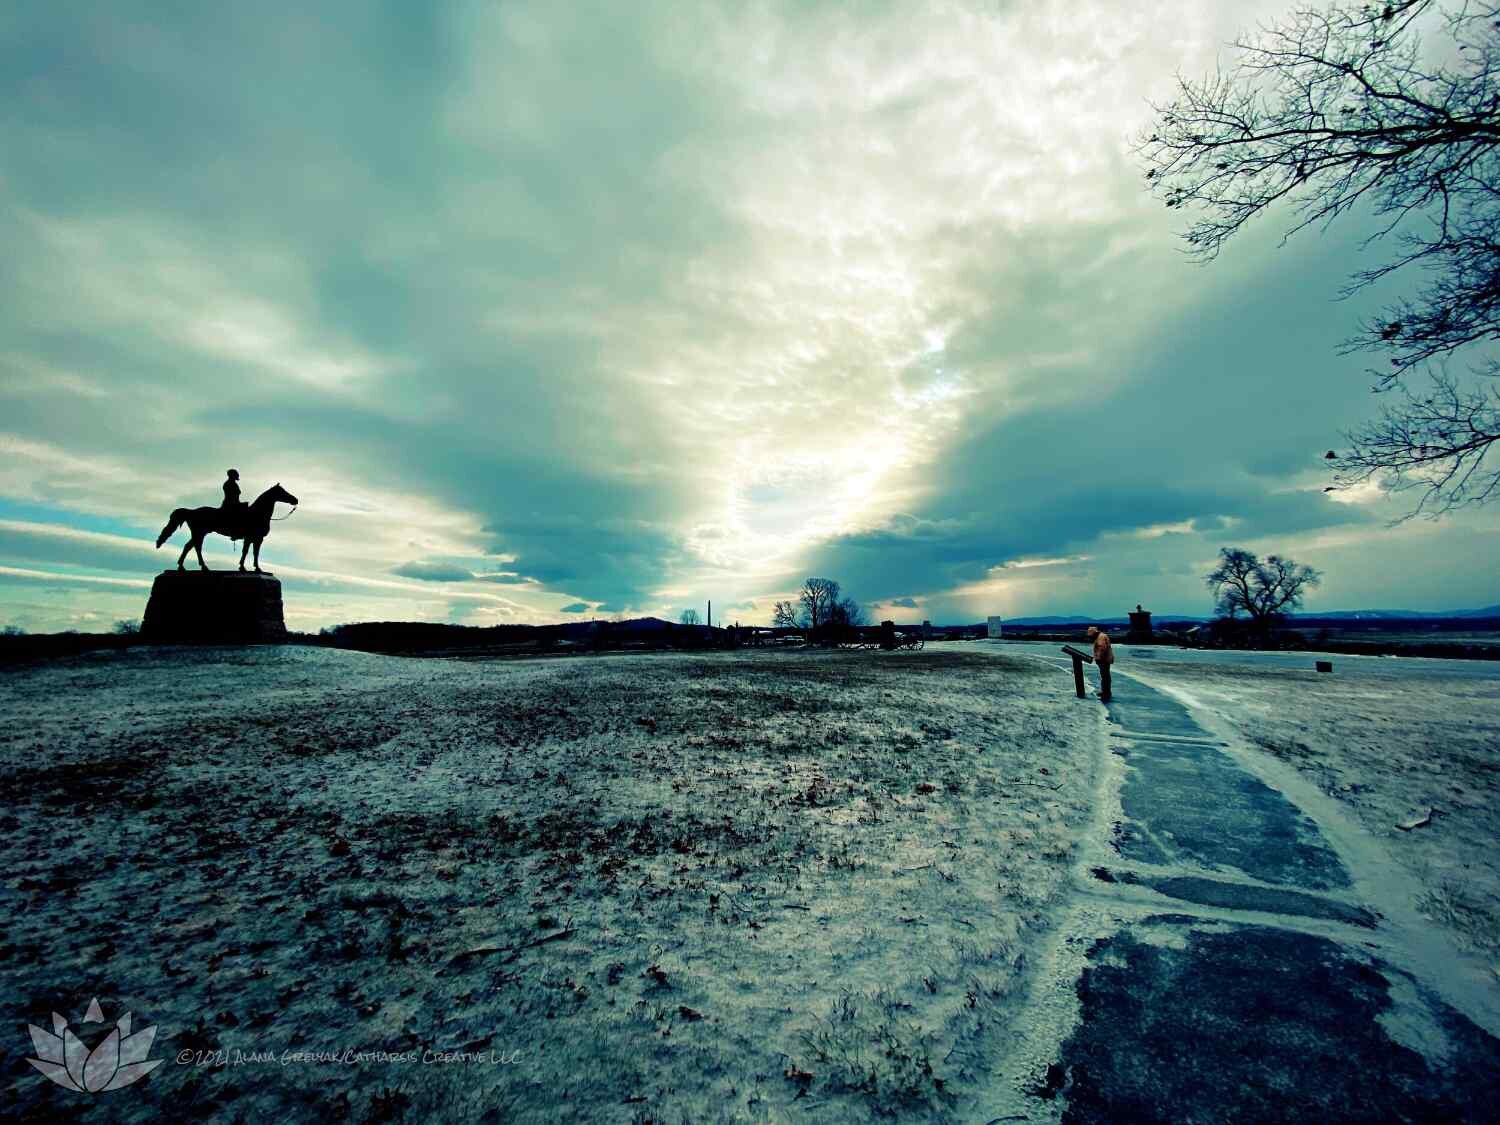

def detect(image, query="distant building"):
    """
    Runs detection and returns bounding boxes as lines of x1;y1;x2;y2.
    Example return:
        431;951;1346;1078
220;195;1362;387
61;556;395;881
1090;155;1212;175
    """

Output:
1126;604;1152;642
987;616;1004;638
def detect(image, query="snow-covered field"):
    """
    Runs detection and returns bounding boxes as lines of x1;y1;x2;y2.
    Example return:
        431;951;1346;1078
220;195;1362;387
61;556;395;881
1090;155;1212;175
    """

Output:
1122;655;1500;969
0;646;1099;1122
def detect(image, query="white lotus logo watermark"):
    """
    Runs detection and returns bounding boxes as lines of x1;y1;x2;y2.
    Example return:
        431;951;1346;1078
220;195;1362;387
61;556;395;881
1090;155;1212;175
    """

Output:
26;997;162;1093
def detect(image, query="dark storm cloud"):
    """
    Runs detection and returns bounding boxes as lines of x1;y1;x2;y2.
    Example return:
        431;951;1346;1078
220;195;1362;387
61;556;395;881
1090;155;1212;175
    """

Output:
804;220;1393;613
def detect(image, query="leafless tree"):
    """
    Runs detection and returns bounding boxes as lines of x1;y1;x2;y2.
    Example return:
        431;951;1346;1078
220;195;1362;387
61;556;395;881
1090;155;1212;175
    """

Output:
1206;547;1322;625
829;596;866;627
771;601;800;629
798;577;841;629
1138;0;1500;516
678;609;700;626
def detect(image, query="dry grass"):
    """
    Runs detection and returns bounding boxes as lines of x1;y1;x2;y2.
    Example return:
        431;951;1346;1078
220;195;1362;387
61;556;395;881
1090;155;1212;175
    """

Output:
0;645;1098;1123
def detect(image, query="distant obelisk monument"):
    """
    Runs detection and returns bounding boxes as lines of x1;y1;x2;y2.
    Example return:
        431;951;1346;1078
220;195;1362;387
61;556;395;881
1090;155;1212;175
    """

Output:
143;475;298;643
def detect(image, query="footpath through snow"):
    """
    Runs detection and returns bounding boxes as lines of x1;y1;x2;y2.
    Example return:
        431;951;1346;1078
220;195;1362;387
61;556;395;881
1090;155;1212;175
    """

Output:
970;644;1500;1123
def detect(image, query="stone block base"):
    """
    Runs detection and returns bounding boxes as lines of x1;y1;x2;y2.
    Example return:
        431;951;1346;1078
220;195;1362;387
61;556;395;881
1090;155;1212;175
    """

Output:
141;570;287;643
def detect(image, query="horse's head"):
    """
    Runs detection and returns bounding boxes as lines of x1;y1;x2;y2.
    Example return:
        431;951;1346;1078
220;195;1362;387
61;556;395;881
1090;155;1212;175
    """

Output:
255;482;298;510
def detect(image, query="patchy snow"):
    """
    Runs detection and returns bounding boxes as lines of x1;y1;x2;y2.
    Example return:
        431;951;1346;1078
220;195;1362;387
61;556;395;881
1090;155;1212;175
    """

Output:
0;645;1100;1122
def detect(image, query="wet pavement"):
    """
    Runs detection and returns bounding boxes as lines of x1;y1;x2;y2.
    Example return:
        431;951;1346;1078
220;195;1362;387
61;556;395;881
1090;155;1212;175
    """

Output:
983;648;1500;1123
1052;919;1500;1124
1109;725;1350;891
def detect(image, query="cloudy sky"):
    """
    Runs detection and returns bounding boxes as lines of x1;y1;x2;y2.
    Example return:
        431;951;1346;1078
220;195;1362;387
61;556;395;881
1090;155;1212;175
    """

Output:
3;0;1497;633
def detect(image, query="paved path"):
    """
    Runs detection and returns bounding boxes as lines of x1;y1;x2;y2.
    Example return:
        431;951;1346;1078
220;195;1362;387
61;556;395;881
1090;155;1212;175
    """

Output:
994;637;1500;683
983;649;1500;1123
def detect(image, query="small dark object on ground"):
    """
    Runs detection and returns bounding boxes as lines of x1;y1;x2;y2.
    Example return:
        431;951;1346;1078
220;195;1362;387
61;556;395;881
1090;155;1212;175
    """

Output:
1397;808;1434;832
1316;660;1333;673
443;926;576;972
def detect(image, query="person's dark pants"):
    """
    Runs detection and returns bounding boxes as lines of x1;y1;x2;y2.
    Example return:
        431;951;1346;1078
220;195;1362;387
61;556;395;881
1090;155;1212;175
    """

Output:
1098;661;1112;701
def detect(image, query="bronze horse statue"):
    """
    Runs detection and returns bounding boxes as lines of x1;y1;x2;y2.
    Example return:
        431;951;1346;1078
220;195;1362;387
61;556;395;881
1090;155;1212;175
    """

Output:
155;483;298;572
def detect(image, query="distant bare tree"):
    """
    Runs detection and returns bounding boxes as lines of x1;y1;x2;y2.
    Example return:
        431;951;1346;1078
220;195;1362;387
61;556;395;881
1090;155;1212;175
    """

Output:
771;601;799;629
2;624;24;637
830;596;866;627
678;609;700;626
113;619;140;635
798;577;841;629
1138;0;1500;516
1206;548;1322;627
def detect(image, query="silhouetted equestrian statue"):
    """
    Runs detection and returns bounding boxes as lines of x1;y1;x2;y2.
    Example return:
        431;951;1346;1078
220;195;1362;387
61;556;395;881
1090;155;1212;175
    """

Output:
154;470;298;572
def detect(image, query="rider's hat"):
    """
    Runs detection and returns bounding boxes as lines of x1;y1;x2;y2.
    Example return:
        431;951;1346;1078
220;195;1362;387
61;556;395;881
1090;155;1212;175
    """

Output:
227;469;239;479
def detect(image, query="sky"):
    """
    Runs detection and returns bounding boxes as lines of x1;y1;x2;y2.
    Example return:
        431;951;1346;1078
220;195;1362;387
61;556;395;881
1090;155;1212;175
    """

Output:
2;0;1497;634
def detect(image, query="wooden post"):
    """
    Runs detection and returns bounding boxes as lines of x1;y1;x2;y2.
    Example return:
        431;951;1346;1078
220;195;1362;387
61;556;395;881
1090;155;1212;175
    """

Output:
1061;644;1094;699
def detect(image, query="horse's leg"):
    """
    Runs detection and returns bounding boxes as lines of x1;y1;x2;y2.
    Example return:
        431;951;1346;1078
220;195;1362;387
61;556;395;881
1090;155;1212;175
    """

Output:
239;538;250;572
177;523;193;570
195;533;210;571
252;539;263;573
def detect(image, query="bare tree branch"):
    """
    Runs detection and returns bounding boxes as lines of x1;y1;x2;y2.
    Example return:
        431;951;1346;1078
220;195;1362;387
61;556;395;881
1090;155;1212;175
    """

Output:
1331;361;1500;515
771;601;799;629
1138;0;1500;517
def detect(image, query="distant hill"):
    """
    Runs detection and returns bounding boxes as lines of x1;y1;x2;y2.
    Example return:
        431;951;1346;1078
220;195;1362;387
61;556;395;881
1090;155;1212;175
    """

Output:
1451;605;1500;618
1289;606;1500;621
314;615;738;656
1296;609;1443;620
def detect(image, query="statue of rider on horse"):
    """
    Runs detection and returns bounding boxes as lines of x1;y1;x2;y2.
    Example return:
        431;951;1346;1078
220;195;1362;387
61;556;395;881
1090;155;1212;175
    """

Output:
155;469;298;573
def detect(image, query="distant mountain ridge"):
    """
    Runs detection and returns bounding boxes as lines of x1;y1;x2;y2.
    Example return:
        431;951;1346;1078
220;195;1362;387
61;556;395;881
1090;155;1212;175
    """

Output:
1300;606;1500;619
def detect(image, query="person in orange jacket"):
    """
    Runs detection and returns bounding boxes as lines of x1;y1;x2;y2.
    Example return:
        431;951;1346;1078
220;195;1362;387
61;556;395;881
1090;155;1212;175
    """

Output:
1088;625;1114;702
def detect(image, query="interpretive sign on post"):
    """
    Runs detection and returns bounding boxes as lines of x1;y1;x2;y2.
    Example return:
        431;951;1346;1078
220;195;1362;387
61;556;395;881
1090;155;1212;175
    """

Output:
1061;643;1094;699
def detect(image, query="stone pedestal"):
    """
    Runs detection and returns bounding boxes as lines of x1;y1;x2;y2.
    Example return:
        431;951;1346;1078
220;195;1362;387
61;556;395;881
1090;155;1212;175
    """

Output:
141;570;287;643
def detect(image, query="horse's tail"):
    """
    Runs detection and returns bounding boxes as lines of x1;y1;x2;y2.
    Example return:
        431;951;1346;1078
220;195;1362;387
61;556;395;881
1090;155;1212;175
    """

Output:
156;509;189;548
